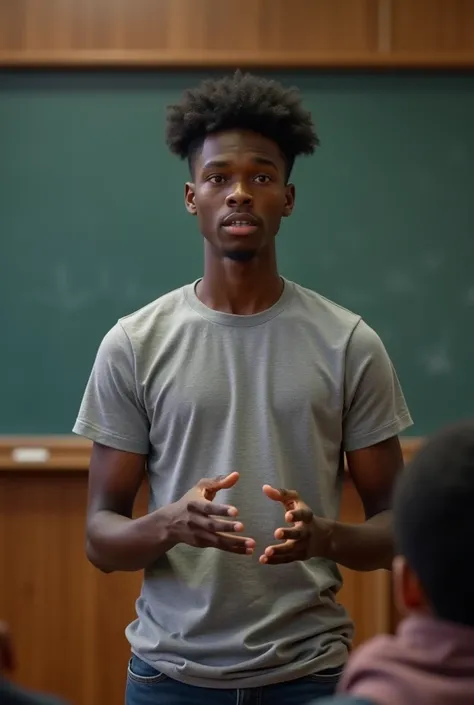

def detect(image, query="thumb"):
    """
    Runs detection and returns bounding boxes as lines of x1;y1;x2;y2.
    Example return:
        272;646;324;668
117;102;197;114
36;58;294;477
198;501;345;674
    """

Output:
262;484;283;502
262;485;299;509
202;472;240;500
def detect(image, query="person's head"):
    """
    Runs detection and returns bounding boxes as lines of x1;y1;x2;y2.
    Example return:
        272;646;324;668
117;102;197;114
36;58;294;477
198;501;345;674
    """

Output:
393;420;474;627
166;71;318;263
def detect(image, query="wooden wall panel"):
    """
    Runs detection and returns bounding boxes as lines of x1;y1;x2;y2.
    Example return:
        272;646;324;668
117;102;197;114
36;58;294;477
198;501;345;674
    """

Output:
0;0;379;65
5;0;473;68
0;470;148;705
0;0;169;52
256;0;378;55
0;437;420;705
391;0;474;54
1;0;474;67
337;483;391;645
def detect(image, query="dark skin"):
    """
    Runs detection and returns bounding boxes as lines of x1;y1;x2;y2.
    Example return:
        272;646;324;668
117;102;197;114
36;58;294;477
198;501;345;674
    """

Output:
86;128;401;573
86;451;255;573
184;129;294;315
260;438;401;571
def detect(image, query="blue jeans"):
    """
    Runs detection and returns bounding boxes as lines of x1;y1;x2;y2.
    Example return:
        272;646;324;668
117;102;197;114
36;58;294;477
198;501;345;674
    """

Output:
126;655;341;704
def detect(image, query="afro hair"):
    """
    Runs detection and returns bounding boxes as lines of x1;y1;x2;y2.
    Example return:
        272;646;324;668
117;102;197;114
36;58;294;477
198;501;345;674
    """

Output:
165;70;319;179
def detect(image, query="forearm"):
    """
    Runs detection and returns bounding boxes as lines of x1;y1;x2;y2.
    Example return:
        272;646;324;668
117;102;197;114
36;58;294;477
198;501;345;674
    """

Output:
323;510;394;571
86;508;174;573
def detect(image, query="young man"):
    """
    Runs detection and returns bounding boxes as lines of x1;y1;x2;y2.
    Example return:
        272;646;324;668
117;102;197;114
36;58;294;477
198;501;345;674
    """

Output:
73;71;413;704
318;420;474;705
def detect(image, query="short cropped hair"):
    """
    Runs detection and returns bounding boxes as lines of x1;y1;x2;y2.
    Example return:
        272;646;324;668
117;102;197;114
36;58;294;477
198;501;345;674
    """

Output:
165;70;319;179
393;420;474;626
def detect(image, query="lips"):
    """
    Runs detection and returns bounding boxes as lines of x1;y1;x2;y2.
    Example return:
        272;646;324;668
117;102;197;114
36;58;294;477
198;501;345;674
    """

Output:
221;212;260;237
222;212;259;226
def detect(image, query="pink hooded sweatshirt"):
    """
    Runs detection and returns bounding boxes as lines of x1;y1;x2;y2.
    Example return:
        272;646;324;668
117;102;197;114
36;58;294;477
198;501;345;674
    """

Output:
337;614;474;705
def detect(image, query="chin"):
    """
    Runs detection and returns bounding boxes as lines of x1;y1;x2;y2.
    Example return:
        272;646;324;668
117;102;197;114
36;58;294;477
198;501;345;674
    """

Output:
222;249;258;263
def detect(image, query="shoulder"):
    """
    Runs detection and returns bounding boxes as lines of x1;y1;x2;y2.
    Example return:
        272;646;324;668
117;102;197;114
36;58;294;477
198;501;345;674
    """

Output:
290;281;383;355
341;633;398;683
288;281;393;368
118;284;189;339
336;634;405;705
347;318;389;360
94;284;195;369
290;281;363;333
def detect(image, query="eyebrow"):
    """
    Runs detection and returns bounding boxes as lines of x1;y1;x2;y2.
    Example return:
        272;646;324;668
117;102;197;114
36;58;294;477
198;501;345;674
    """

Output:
202;156;279;170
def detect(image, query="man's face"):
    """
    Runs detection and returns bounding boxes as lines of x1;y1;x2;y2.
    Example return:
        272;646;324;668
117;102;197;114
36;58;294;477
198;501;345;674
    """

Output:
185;129;295;261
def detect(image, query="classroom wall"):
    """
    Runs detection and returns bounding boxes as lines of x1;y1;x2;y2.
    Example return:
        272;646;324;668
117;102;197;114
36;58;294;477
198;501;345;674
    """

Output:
1;2;473;704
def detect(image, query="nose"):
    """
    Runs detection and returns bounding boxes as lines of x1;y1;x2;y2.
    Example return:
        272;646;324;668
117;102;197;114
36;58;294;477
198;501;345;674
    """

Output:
225;182;253;208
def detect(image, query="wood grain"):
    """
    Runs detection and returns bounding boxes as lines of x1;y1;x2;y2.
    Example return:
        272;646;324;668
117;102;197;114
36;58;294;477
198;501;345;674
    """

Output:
391;0;474;54
0;0;473;67
0;471;148;705
0;0;377;57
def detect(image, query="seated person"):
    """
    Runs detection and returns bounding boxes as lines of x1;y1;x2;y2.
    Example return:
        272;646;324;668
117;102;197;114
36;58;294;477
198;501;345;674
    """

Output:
318;419;474;705
0;621;68;705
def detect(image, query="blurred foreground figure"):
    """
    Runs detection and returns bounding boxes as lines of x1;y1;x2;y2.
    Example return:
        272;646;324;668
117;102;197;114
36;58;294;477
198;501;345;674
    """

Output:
0;621;68;705
318;420;474;705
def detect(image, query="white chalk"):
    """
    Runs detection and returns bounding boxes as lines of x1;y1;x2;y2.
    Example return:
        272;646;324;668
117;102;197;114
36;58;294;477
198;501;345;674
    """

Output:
11;447;50;463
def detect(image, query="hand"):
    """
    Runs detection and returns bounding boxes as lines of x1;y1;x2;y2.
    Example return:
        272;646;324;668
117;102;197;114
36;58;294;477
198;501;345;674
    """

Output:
167;472;256;555
259;486;331;564
0;620;15;673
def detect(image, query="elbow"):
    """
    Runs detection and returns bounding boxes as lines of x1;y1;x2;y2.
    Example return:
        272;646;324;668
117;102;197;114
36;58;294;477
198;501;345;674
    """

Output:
378;529;396;572
85;532;115;574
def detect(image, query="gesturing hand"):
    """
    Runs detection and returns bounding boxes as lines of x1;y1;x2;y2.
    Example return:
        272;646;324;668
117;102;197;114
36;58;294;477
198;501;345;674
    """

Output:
259;485;331;565
167;472;256;555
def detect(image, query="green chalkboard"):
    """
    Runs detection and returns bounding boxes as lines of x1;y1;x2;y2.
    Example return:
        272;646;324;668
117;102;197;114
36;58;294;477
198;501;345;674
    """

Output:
1;70;473;435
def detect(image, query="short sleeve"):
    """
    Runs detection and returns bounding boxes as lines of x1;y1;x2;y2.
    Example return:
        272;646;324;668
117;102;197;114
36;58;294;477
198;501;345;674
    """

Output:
72;322;150;454
342;320;413;452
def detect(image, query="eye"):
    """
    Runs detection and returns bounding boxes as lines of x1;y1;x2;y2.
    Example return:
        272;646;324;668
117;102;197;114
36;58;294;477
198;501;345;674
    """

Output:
207;174;226;184
254;174;271;184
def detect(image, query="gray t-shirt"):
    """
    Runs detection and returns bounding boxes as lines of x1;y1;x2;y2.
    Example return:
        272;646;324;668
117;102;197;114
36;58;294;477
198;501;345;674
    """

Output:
73;278;413;689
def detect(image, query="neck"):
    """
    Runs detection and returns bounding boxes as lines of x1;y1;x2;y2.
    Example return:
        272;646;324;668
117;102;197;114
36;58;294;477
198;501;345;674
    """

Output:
197;245;283;315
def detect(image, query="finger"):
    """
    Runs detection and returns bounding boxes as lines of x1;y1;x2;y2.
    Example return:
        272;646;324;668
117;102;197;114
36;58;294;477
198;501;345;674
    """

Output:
216;532;256;551
213;471;240;490
274;526;304;541
262;485;299;506
202;472;240;501
187;500;239;517
197;531;255;554
189;514;246;535
285;507;313;524
259;539;296;563
259;552;299;565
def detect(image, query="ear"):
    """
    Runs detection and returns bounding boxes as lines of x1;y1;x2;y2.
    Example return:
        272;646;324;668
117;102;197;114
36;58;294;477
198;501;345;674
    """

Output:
185;182;197;215
283;184;295;217
393;554;426;617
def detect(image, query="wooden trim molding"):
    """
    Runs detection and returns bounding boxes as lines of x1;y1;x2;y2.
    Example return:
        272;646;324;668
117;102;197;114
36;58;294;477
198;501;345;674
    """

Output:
0;436;92;471
1;50;474;69
0;436;422;472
